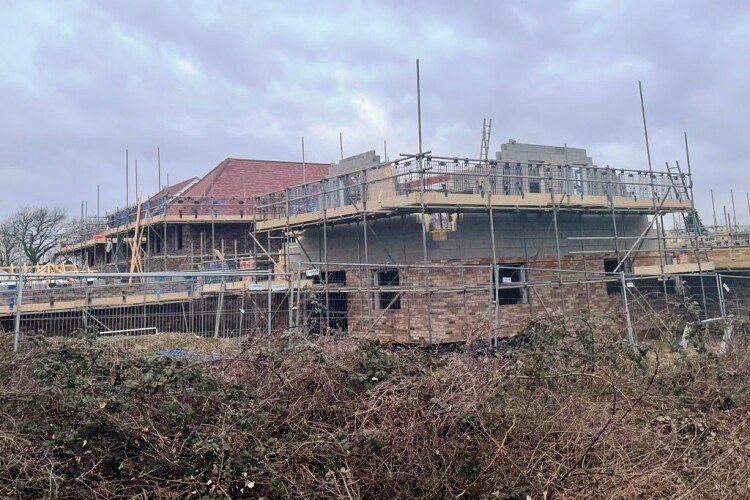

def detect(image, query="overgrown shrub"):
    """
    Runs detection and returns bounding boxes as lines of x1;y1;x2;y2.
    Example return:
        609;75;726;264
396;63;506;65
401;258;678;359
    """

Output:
0;320;749;498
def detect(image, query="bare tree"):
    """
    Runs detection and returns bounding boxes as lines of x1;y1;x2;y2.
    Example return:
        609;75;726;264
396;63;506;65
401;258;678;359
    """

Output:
6;207;69;265
0;222;17;266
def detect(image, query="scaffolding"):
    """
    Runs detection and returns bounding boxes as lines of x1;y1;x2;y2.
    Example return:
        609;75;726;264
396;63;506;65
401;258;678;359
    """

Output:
44;146;750;346
241;148;739;344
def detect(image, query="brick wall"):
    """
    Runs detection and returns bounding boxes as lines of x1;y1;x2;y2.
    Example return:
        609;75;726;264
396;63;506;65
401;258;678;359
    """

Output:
304;251;663;344
86;222;262;272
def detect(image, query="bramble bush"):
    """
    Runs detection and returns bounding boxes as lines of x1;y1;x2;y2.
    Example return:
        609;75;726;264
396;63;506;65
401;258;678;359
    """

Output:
1;315;749;498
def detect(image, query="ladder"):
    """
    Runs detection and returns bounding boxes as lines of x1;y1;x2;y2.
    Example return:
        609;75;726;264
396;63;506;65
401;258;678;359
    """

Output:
479;118;492;163
665;162;690;200
666;161;709;263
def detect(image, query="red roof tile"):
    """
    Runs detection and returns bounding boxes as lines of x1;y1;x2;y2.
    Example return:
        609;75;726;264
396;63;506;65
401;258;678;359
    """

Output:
181;158;329;199
166;158;329;216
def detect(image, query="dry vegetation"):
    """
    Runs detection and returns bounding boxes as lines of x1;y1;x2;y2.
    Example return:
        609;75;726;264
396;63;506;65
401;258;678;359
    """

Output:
1;316;749;499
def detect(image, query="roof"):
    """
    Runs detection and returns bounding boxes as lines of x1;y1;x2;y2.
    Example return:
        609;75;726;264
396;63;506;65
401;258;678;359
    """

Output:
148;177;200;202
165;158;330;216
180;158;329;199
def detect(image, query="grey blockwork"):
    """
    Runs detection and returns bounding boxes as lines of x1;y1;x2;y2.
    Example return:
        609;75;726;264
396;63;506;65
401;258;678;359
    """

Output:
297;213;656;265
496;141;593;166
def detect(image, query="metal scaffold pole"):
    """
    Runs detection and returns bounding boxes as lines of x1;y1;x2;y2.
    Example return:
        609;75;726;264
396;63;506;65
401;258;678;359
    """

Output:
639;81;669;305
551;190;566;318
489;204;499;344
683;132;708;319
487;162;499;344
419;159;432;344
415;59;431;343
322;181;331;333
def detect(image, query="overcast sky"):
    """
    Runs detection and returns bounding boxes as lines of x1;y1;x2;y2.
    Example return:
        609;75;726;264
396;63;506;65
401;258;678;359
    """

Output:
1;0;748;224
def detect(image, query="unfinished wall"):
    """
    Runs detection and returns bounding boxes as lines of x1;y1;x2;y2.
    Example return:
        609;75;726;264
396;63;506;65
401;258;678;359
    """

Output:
304;252;665;344
294;210;668;344
85;222;256;272
297;212;658;265
496;141;593;166
329;150;381;177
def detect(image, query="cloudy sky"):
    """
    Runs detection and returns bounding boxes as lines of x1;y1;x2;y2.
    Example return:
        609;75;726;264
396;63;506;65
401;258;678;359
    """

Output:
1;0;748;224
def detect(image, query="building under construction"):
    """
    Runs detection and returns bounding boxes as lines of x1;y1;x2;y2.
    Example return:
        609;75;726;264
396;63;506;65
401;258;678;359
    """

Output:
12;138;747;346
56;158;329;273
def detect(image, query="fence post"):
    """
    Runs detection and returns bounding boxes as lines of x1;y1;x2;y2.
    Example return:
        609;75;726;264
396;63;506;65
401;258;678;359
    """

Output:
296;261;302;331
13;270;24;353
620;271;635;344
716;273;727;319
493;264;500;345
287;271;293;333
267;272;273;336
717;273;732;354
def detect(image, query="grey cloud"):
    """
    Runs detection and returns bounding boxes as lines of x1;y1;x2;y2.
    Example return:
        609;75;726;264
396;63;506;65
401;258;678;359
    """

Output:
0;0;748;222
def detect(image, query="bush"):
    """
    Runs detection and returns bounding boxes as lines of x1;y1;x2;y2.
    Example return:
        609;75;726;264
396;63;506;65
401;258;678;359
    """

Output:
0;323;749;498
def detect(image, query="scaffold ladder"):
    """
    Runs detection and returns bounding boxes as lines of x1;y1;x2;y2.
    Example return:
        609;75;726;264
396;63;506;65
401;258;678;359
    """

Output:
479;118;492;163
666;161;709;262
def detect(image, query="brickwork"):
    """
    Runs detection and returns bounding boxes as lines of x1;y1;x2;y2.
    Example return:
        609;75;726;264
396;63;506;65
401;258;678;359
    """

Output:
85;222;263;272
705;247;750;268
305;251;664;344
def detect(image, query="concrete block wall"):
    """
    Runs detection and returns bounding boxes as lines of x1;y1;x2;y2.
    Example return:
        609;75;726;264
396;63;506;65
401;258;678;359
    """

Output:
298;212;658;266
329;150;381;177
496;141;593;166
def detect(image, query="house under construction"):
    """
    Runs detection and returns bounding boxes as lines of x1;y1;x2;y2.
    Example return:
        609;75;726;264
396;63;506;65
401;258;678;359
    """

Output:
19;139;748;345
251;141;713;343
56;158;329;273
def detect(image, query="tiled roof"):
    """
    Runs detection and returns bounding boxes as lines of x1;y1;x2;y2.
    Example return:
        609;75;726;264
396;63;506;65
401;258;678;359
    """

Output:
181;158;329;199
166;158;329;216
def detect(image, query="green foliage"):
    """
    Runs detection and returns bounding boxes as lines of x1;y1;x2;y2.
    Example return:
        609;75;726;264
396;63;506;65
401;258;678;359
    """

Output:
685;210;706;234
3;325;750;498
458;450;481;483
367;436;384;454
74;325;99;342
347;340;399;391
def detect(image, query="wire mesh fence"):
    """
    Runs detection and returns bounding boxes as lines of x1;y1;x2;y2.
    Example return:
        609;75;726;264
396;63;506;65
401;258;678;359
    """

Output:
0;270;295;352
1;263;745;352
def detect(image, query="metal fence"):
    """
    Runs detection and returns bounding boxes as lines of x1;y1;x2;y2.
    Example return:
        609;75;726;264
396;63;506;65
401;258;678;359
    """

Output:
291;262;739;347
2;264;744;352
1;270;294;352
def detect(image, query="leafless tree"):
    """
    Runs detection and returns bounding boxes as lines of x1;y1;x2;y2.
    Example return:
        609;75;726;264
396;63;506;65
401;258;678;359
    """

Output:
5;207;68;265
0;222;18;266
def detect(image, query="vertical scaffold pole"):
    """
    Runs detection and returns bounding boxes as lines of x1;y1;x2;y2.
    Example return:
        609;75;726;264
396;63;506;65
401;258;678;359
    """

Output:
287;271;294;334
639;81;669;306
488;202;499;344
683;132;708;319
419;157;432;344
296;261;302;330
322;181;330;334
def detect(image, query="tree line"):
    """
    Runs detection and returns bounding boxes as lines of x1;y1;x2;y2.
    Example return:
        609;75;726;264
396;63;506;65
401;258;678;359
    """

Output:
0;207;72;267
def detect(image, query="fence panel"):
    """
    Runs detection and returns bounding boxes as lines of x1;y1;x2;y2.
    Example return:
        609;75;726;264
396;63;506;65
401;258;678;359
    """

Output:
0;270;293;352
4;265;748;351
